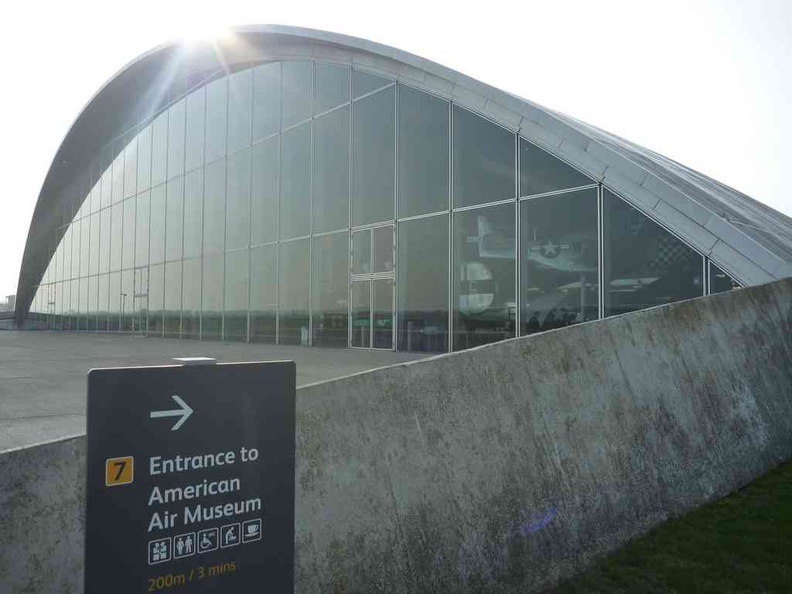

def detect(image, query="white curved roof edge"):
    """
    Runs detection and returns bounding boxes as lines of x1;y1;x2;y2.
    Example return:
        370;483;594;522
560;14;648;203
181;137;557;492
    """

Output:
17;25;792;318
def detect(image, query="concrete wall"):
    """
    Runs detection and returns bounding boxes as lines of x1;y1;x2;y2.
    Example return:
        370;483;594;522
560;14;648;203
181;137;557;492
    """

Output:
2;278;792;592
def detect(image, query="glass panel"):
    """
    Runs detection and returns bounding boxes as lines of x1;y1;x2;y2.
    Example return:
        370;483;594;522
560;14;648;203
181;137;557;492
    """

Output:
137;124;152;193
204;159;226;254
224;249;249;341
183;169;203;259
120;269;133;331
62;226;72;281
84;276;95;331
353;70;391;99
521;189;598;334
226;148;251;251
373;278;393;349
352;87;395;226
315;63;350;114
182;258;201;339
112;150;124;205
151;112;168;187
453;106;515;208
250;244;277;343
135;191;150;268
278;239;310;345
185;87;206;172
168;99;186;179
80;215;90;277
398;85;449;217
454;203;516;350
205;76;228;164
148;264;164;336
201;253;224;339
108;271;121;332
99;208;112;274
252;62;280;142
90;212;101;275
604;189;704;317
133;267;149;334
149;184;166;264
372;226;394;273
166;176;184;262
97;273;109;332
124;136;138;198
279;122;311;239
398;214;448;352
228;69;252;154
352;229;371;274
251;135;278;245
164;260;182;337
351;281;370;348
101;168;112;209
709;262;741;294
122;198;136;270
110;203;123;271
282;61;312;129
312;232;348;347
519;138;591;197
313;106;350;233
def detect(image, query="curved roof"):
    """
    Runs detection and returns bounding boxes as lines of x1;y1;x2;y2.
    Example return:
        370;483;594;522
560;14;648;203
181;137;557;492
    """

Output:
16;25;792;322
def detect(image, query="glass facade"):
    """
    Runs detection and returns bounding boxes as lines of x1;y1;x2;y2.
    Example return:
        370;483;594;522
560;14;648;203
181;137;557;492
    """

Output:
30;60;734;352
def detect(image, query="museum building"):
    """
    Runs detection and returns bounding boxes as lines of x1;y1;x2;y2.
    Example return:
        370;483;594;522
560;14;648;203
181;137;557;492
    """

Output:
17;26;792;352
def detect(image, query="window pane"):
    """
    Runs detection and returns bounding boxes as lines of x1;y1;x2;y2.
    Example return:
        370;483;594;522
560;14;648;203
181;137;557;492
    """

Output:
137;124;152;192
250;244;276;343
228;69;252;154
205;77;228;164
97;273;109;331
520;189;598;335
168;99;186;179
80;215;91;277
63;225;73;281
90;212;101;275
454;203;515;349
398;85;449;217
110;203;123;271
109;271;121;331
122;198;136;270
352;229;370;274
120;269;133;331
182;258;201;339
398;214;448;352
353;69;390;99
112;150;124;205
315;63;350;114
224;249;249;341
312;232;348;347
278;239;310;345
149;184;166;265
166;176;184;262
201;253;223;339
226;148;251;251
519;138;591;197
99;208;112;273
185;87;206;172
151;112;168;187
372;225;394;273
453;106;515;208
604;189;703;317
204;159;226;254
183;169;204;259
280;122;311;239
84;276;95;331
351;281;370;348
313;106;350;233
709;262;741;294
132;267;149;334
352;87;395;226
101;168;112;209
251;135;278;245
135;191;150;268
164;261;182;337
252;62;280;142
124;136;138;198
148;264;164;336
282;61;312;129
373;278;393;349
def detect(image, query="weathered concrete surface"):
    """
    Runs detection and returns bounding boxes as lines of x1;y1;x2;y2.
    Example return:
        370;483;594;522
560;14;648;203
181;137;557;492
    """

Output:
2;279;792;592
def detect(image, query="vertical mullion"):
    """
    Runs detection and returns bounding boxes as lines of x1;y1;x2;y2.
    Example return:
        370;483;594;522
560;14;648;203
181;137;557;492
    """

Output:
308;61;315;347
447;102;453;353
348;68;354;349
275;62;282;346
514;133;520;338
597;184;605;320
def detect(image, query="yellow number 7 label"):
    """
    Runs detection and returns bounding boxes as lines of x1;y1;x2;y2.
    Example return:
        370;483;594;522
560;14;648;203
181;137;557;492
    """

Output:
105;456;134;487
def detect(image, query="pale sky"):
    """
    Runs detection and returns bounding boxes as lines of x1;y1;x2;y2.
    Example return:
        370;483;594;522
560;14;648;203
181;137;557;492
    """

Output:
0;0;789;300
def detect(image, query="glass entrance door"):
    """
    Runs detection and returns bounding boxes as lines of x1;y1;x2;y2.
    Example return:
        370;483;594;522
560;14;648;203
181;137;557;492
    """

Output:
350;225;395;349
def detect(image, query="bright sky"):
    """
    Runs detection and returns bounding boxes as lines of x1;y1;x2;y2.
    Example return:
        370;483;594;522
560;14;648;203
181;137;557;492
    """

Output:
0;0;789;299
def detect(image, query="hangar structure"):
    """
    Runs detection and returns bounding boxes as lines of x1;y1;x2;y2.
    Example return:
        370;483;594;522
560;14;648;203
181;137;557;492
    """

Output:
18;26;792;352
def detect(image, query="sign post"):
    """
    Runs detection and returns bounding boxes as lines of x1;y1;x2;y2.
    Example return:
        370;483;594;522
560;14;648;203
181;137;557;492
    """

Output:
85;360;295;593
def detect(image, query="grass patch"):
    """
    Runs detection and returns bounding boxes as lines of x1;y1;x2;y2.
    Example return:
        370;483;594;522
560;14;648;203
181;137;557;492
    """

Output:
552;461;792;593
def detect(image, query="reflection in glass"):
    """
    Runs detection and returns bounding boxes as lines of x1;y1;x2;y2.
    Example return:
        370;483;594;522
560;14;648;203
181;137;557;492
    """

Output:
137;124;153;193
201;253;223;339
135;191;150;268
373;279;393;349
97;273;109;332
168;99;186;179
226;148;251;251
109;271;121;331
709;262;741;294
227;69;252;154
166;177;184;262
280;123;311;239
398;85;449;217
132;267;149;334
454;204;515;349
250;244;276;343
315;63;350;115
120;270;133;332
149;185;166;264
521;189;598;335
398;215;448;352
313;106;350;233
99;208;112;273
182;258;201;339
352;229;371;274
282;61;312;129
253;62;280;142
183;170;203;259
205;77;228;164
151;112;168;187
372;226;394;273
124;136;138;198
353;70;391;99
224;249;249;341
164;261;182;337
148;264;164;336
122;198;136;270
84;276;95;331
203;160;226;254
80;216;91;277
110;203;123;271
351;281;370;348
251;135;278;245
353;87;395;226
453;106;515;208
519;138;591;197
312;232;348;347
278;239;310;345
112;150;124;205
604;189;703;316
185;87;206;172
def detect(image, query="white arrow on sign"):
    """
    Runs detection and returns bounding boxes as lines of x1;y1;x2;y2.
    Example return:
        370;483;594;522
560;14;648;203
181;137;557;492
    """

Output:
150;395;194;431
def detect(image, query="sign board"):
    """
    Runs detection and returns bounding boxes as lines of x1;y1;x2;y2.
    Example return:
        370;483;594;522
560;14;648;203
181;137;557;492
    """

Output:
85;361;295;593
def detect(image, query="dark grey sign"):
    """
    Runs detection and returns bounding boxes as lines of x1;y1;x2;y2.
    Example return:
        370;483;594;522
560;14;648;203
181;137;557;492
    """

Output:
85;361;295;594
